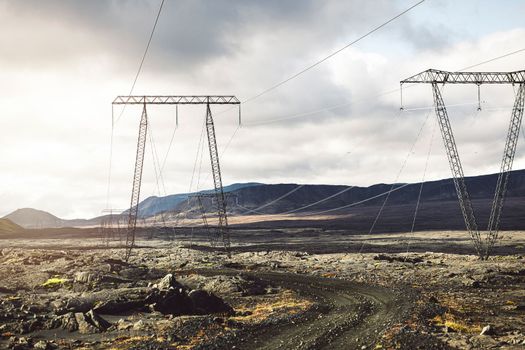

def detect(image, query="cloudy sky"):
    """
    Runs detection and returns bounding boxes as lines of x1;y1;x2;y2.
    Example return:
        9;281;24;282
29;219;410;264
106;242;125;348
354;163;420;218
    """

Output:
1;0;524;219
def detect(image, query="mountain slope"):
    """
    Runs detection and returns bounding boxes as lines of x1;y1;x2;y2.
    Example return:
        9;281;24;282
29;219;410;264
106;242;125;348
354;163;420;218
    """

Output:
230;169;525;215
4;208;63;229
134;182;262;218
2;208;99;229
0;218;23;234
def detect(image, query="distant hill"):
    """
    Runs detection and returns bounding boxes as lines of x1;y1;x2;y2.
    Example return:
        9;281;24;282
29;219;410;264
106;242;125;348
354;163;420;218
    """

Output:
143;169;525;231
5;170;525;231
4;208;63;229
228;169;525;215
2;208;99;229
143;169;525;216
0;218;23;234
131;182;262;218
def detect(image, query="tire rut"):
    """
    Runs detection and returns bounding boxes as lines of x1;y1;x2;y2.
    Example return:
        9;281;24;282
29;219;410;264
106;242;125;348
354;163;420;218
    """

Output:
196;269;411;350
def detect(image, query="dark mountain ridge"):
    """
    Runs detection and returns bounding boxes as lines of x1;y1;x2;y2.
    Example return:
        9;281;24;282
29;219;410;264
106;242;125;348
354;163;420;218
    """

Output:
4;170;525;231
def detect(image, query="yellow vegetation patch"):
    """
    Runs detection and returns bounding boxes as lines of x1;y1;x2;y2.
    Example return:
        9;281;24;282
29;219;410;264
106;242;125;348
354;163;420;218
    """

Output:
231;290;313;324
322;272;337;278
42;277;67;288
432;313;482;334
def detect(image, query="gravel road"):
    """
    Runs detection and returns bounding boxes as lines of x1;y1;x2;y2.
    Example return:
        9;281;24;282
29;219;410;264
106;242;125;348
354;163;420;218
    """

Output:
197;269;411;350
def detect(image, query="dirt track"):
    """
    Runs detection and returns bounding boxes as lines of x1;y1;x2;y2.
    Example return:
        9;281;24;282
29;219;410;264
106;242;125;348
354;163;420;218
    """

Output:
203;270;411;350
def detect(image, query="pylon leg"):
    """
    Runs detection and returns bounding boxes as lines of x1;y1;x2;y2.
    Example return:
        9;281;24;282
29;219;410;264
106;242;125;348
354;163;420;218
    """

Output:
485;83;525;258
125;103;148;261
205;102;231;256
432;83;483;258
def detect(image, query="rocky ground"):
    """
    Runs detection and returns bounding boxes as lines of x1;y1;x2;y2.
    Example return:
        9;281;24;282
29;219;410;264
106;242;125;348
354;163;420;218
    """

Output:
0;230;524;349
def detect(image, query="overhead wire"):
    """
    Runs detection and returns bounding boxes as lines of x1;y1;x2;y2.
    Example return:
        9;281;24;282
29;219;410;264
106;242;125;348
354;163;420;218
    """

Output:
233;109;403;215
231;49;525;217
405;116;437;255
297;183;412;216
105;107;115;210
160;117;178;175
358;109;432;254
105;0;165;214
459;48;525;71
242;47;525;127
238;184;306;214
115;0;165;124
282;186;355;214
195;47;524;224
240;0;425;106
215;1;425;119
189;116;207;194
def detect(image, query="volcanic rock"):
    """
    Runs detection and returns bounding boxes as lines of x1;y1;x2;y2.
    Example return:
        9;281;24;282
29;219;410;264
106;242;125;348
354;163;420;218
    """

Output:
188;290;233;315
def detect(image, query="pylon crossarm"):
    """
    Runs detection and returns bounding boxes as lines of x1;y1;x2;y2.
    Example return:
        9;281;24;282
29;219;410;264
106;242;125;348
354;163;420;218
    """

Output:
401;69;525;85
113;95;240;105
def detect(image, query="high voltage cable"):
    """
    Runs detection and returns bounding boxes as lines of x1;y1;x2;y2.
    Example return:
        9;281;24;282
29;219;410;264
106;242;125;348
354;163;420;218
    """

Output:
239;185;305;214
406;116;437;255
356;109;432;254
242;47;525;127
235;110;405;215
129;0;165;99
208;48;524;218
105;0;165;211
240;0;425;106
366;110;432;234
282;186;355;214
115;0;165;123
459;48;525;71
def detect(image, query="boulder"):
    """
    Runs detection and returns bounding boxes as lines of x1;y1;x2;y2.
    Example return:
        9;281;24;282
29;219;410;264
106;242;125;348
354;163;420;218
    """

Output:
86;310;111;331
116;318;132;331
33;341;52;350
132;320;147;331
74;310;111;334
188;290;233;315
75;313;99;334
74;272;96;284
49;312;78;332
155;273;183;291
146;289;194;316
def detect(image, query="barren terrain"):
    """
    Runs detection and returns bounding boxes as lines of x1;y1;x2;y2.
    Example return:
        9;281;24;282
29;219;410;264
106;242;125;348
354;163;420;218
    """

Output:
0;229;524;349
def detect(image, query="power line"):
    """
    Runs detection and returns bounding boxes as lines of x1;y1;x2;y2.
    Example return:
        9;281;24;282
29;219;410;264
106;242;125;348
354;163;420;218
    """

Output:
458;47;525;71
300;183;412;216
406;116;436;254
365;109;432;236
195;47;525;217
128;0;165;98
115;0;165;123
282;186;355;214
105;0;165;211
240;1;425;106
243;47;525;127
239;184;305;214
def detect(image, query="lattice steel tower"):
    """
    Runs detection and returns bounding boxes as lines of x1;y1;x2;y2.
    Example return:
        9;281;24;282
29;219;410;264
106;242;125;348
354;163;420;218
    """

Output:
113;96;241;261
401;69;525;259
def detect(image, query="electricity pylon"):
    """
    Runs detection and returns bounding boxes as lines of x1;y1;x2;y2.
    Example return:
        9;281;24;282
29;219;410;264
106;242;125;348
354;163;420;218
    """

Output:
401;69;525;259
112;95;241;261
189;192;238;248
